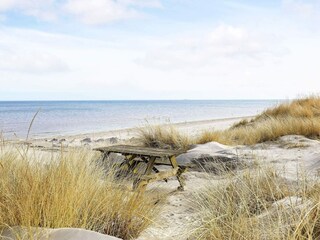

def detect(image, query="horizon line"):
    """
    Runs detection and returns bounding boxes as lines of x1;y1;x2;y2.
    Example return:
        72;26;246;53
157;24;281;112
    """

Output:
0;99;286;102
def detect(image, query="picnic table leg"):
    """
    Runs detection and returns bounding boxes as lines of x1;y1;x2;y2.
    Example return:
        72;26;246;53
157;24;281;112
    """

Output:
144;156;157;175
117;154;137;177
169;156;186;191
102;152;110;162
133;156;157;191
141;156;162;175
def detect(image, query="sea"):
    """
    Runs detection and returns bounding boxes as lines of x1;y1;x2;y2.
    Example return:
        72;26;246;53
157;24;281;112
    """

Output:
0;100;281;139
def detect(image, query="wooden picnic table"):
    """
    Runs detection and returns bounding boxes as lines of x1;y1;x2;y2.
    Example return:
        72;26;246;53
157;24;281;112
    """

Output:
95;145;187;191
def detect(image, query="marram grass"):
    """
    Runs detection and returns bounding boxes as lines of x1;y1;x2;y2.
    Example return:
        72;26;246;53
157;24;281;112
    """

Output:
199;96;320;145
137;123;192;150
138;96;320;148
0;145;161;239
190;166;320;240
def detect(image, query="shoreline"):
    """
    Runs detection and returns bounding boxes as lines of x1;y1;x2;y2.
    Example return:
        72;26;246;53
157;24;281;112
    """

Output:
32;115;254;141
26;115;254;149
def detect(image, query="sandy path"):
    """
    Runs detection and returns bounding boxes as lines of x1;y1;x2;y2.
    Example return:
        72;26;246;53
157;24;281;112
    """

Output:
137;136;320;240
136;172;212;240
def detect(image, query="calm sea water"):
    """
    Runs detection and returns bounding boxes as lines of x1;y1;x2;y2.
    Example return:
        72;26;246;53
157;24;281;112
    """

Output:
0;100;280;138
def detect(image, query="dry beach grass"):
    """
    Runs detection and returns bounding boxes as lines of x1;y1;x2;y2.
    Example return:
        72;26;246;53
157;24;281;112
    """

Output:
137;123;192;150
135;96;320;239
138;96;320;148
198;96;320;145
1;96;320;240
190;166;320;240
0;144;161;239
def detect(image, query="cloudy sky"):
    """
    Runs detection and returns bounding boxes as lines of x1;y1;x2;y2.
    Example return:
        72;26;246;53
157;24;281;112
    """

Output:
0;0;319;100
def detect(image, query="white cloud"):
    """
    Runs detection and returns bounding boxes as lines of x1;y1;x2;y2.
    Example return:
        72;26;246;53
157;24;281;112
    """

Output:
0;0;161;23
0;24;319;100
0;0;16;11
0;28;69;73
0;49;69;74
0;0;57;21
63;0;162;24
282;0;320;17
120;0;162;8
138;25;287;70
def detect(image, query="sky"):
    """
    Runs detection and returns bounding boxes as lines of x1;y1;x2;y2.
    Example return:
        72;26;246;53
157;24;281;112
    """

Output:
0;0;319;100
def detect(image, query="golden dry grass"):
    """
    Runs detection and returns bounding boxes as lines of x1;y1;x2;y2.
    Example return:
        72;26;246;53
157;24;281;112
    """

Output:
260;96;320;119
137;96;320;148
198;96;320;145
292;181;320;239
198;116;320;145
190;166;320;240
0;144;161;239
137;123;192;150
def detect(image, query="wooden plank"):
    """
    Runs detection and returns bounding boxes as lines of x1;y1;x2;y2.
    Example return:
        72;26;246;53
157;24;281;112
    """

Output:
134;167;180;191
170;156;186;191
141;167;179;181
144;156;157;175
95;145;184;156
95;145;185;158
119;158;192;167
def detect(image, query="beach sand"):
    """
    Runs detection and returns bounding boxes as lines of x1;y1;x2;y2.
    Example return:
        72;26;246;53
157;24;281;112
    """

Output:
136;135;320;240
4;115;320;240
27;115;253;150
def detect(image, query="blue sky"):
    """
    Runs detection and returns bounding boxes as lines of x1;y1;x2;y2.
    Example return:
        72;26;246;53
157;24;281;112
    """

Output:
0;0;319;100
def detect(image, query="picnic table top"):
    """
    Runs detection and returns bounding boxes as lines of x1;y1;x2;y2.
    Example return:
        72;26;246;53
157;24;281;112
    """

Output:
95;145;185;158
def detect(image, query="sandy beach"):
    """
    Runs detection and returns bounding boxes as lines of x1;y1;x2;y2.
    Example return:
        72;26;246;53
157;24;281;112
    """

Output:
24;117;320;240
27;115;254;150
2;97;320;240
2;0;320;238
20;113;320;239
136;135;320;240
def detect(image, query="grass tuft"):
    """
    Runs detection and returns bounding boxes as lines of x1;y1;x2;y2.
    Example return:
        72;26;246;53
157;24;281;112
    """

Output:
198;96;320;145
137;123;192;150
191;166;320;240
198;116;320;145
138;96;320;148
0;145;160;239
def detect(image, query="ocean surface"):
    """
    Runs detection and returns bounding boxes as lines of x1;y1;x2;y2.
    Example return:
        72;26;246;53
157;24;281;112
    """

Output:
0;100;280;139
